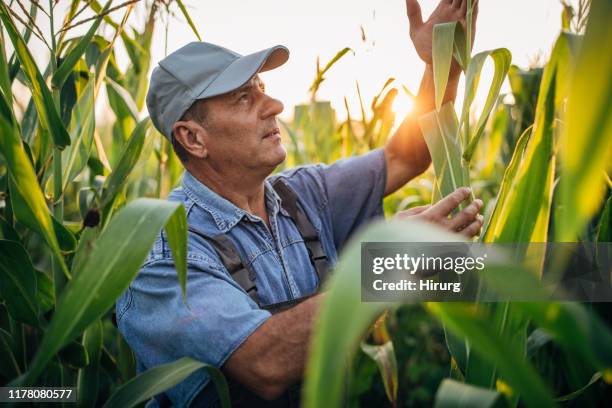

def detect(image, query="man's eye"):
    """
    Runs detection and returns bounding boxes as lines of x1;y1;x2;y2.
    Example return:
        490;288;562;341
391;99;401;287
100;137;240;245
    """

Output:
238;93;249;101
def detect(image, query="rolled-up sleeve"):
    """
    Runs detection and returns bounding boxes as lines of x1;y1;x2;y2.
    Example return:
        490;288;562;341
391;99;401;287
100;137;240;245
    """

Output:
117;256;271;406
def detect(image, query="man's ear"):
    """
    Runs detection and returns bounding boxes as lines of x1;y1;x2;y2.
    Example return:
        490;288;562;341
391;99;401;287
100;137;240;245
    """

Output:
172;120;209;159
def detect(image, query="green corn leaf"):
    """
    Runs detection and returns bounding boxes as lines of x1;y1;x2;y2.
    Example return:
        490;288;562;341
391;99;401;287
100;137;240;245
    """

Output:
513;302;612;371
303;222;399;408
8;175;76;254
0;28;13;103
0;240;39;326
0;3;71;148
100;117;151;210
360;341;398;405
303;217;557;408
71;226;100;279
51;212;77;252
481;126;531;242
163;205;188;303
370;77;395;111
0;328;21;378
419;102;471;201
19;198;187;384
106;76;139;121
556;0;612;241
452;23;468;71
36;269;55;314
485;32;579;243
62;78;96;190
461;48;512;161
77;320;103;408
432;22;458;110
0;89;68;274
102;357;230;408
304;219;495;408
175;0;202;41
122;7;155;110
444;329;469;377
52;0;113;89
6;0;36;83
428;303;554;408
434;379;506;408
309;47;353;98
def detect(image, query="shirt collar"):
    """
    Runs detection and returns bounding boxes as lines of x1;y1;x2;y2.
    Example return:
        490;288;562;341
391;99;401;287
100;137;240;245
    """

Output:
181;171;288;233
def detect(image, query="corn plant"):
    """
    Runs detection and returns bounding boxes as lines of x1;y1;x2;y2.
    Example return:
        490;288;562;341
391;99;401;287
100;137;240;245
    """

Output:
303;1;612;407
0;1;232;406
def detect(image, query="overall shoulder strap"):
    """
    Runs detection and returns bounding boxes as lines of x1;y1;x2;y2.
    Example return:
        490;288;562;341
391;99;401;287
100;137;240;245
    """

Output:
271;178;330;286
188;226;261;306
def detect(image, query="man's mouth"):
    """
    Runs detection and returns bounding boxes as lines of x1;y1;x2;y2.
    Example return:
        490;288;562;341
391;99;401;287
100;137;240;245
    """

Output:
263;128;281;139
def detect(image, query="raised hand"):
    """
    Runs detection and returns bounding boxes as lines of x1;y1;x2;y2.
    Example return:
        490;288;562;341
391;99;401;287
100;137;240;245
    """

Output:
406;0;479;67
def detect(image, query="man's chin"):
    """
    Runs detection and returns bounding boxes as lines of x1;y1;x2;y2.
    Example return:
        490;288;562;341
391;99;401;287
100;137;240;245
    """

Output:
253;145;287;174
267;145;288;167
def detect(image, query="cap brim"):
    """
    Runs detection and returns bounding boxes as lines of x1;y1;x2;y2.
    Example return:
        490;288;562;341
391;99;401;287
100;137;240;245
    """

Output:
197;45;289;99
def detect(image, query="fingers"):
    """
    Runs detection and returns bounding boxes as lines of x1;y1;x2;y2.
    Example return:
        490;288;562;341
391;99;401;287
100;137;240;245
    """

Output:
449;198;483;230
406;0;423;28
460;214;484;238
430;187;471;217
395;205;431;220
452;0;462;8
407;205;431;215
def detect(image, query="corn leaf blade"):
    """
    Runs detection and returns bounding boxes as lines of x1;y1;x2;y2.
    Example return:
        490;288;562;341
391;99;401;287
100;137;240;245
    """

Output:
0;240;39;326
432;22;458;110
52;0;113;89
102;357;230;408
21;198;186;384
62;78;96;190
0;89;68;270
556;0;612;241
175;0;202;41
0;3;71;148
419;103;471;201
100;117;151;209
486;33;579;243
461;48;512;161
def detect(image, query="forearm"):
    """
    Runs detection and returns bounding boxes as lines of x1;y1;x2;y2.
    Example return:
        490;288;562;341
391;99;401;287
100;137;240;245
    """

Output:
222;293;322;399
384;65;460;195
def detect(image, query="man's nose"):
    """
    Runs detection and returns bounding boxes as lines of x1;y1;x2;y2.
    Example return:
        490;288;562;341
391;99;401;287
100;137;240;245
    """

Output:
260;94;284;119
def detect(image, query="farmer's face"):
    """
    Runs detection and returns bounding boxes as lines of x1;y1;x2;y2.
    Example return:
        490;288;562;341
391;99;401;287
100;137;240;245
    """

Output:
202;75;286;173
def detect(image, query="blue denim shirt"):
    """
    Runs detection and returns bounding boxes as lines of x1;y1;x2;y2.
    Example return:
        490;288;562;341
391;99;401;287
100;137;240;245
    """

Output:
116;148;386;407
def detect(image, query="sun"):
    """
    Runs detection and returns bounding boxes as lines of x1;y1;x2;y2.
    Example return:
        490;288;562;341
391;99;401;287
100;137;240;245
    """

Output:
391;90;416;120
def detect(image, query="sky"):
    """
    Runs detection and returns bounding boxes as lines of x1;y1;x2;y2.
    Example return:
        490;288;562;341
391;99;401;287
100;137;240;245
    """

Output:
16;0;566;121
141;0;565;120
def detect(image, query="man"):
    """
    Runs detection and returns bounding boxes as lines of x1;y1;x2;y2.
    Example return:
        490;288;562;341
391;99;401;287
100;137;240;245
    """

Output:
117;0;481;406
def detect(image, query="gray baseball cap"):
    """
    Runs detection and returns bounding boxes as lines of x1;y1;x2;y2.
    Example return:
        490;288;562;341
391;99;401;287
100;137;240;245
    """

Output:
146;41;289;141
